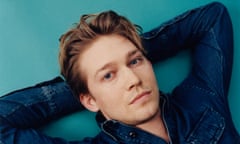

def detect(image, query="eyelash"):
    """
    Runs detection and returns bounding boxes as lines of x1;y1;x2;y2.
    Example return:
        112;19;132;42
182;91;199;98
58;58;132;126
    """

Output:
128;56;143;67
103;72;114;80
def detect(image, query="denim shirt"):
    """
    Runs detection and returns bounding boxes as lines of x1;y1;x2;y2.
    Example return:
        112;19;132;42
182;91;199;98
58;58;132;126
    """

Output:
95;92;239;144
95;94;226;144
1;2;240;144
0;77;239;144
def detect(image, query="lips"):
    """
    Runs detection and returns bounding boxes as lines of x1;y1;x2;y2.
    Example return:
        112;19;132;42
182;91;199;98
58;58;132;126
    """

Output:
129;90;151;105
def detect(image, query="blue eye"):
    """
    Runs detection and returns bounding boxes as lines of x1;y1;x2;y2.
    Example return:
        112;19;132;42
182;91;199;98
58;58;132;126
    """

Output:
129;57;143;66
104;73;112;80
130;59;138;65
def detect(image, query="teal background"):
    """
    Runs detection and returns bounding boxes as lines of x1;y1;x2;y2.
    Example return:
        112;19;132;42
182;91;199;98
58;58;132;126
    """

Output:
0;0;239;141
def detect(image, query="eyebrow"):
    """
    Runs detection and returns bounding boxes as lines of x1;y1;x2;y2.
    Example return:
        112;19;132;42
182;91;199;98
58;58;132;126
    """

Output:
127;49;140;58
94;49;140;77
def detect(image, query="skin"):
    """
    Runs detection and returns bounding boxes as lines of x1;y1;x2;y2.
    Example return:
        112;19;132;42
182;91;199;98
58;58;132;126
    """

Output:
78;34;169;140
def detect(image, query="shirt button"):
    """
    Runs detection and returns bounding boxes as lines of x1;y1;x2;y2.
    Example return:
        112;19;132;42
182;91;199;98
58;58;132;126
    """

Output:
129;131;137;138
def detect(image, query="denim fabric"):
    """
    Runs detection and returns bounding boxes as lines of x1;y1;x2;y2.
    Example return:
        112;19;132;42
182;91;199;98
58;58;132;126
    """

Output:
1;2;240;144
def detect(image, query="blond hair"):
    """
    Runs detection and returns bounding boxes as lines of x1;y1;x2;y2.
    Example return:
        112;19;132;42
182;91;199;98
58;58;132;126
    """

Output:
59;10;145;99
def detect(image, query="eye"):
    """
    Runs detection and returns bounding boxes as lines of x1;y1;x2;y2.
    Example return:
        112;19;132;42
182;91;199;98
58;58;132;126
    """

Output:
103;72;113;81
129;57;143;66
130;59;138;65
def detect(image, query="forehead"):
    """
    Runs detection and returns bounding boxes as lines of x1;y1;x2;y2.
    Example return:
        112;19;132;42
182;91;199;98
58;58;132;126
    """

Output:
78;35;138;73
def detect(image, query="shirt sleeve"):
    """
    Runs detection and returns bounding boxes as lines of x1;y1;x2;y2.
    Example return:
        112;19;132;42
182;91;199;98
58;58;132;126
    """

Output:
0;77;85;144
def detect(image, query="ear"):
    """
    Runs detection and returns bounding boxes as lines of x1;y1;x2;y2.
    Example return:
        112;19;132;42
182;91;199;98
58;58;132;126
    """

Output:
79;93;99;112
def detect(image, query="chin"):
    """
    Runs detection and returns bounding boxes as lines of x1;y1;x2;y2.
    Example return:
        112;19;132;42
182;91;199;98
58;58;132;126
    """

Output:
138;105;160;122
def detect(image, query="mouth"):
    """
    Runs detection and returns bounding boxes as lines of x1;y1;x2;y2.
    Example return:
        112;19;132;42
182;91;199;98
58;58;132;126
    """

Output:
129;90;152;105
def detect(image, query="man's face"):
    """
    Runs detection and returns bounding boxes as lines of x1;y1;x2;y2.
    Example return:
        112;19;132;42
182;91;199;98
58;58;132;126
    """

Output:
79;34;160;126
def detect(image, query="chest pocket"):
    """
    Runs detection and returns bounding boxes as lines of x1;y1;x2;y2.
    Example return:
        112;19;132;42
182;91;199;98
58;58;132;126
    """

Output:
186;107;225;144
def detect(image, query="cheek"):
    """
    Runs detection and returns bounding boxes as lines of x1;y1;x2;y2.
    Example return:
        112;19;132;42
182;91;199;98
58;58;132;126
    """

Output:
141;64;159;88
87;79;123;104
148;64;156;78
140;63;156;79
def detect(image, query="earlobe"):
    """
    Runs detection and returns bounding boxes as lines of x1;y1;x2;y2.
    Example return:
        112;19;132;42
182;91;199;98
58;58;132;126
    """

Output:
79;93;99;112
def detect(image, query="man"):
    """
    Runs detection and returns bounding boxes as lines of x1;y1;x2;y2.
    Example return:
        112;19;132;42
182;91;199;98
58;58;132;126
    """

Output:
0;2;239;143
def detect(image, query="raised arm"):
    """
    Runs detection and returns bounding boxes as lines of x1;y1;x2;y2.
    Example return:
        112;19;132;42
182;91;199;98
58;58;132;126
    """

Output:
142;2;233;99
142;2;240;142
0;77;84;144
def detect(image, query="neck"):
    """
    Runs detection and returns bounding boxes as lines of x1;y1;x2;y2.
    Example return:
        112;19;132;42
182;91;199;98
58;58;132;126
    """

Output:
136;110;170;143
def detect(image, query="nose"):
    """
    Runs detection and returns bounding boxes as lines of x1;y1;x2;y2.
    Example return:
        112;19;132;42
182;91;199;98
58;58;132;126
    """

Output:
123;67;141;90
